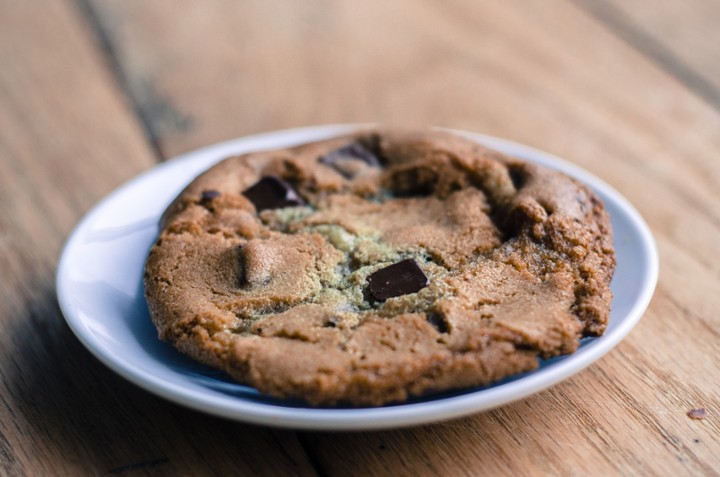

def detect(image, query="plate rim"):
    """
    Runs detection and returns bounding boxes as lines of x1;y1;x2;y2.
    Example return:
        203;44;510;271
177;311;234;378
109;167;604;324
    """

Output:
56;124;659;430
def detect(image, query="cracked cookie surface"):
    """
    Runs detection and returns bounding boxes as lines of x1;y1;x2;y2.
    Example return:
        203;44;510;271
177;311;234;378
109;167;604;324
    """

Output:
144;130;615;406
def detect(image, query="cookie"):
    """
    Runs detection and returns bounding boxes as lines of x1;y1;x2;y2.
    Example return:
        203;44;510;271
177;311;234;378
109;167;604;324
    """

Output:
144;130;615;406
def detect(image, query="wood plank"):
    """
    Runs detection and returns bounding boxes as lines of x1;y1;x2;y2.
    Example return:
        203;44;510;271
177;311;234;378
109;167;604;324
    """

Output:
0;1;316;475
80;0;720;475
575;0;720;109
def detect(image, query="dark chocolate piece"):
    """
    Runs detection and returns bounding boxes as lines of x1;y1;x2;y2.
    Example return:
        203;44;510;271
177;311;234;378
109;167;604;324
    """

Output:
200;189;221;204
242;176;305;212
366;259;429;301
320;143;381;178
321;143;380;166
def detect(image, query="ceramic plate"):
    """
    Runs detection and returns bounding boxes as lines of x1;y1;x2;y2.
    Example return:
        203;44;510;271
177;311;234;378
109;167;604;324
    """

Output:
56;125;658;430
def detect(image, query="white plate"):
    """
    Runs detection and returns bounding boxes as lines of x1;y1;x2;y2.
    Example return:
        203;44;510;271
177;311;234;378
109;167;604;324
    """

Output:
56;125;658;430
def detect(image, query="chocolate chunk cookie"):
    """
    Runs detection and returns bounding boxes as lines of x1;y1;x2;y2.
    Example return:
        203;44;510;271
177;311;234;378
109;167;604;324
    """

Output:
144;130;615;406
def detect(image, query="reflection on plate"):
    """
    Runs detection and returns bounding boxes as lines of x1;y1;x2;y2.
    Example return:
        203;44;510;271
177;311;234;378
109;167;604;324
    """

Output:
56;125;658;430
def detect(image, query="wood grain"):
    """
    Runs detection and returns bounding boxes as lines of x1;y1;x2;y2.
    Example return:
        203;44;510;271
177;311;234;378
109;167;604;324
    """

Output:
1;0;719;475
575;0;720;110
0;0;315;475
79;0;720;475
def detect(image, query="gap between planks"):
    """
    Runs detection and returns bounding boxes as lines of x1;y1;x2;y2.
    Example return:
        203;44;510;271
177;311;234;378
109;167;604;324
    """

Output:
573;0;720;116
71;0;166;161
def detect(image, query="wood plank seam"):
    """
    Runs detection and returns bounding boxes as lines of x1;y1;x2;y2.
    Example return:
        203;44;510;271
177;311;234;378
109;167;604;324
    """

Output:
70;0;165;161
296;435;330;477
573;0;720;114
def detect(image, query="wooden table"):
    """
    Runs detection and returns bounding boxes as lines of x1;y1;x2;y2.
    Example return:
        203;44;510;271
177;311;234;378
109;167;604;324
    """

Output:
1;1;718;475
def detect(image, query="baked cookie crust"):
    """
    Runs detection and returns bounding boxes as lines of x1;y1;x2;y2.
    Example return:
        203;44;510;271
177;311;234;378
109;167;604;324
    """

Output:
144;130;615;406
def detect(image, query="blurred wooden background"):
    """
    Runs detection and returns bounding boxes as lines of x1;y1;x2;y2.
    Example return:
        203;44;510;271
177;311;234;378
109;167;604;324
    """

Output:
0;0;718;475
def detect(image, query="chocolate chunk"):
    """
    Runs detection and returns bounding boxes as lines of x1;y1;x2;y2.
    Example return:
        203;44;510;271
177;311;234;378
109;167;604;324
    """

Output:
242;176;305;212
320;143;381;178
200;189;221;204
321;143;381;167
366;259;429;301
687;408;708;420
